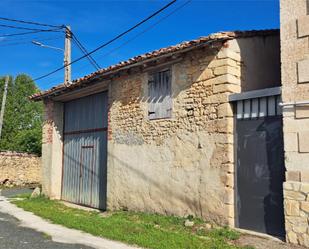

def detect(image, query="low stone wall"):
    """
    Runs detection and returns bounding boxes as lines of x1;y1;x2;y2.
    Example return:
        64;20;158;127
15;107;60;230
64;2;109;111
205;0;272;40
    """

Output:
284;181;309;246
0;151;41;186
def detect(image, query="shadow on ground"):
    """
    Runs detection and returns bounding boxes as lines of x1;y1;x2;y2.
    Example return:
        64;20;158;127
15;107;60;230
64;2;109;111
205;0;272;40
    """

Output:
234;234;307;249
0;187;34;198
0;210;94;249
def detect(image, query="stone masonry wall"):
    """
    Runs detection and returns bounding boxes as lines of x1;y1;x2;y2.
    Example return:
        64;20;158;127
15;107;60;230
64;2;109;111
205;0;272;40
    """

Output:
39;33;279;227
0;151;41;186
107;42;241;226
284;181;309;246
41;99;54;195
41;99;63;198
107;35;279;226
281;0;309;246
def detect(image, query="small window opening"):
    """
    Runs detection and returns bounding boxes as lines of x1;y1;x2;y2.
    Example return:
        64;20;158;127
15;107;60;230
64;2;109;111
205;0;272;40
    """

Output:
148;69;172;120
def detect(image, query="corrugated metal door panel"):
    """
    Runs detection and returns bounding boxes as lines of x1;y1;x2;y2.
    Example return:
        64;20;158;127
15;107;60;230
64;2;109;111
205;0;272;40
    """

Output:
62;135;80;204
89;132;107;209
62;91;108;209
82;150;92;205
98;131;107;209
64;91;108;132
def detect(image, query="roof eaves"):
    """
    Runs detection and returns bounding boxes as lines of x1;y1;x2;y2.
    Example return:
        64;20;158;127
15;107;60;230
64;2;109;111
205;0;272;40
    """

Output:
30;29;279;101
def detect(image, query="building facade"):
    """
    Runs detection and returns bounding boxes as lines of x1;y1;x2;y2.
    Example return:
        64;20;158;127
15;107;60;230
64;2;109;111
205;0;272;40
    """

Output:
32;29;286;236
30;1;309;245
281;0;309;246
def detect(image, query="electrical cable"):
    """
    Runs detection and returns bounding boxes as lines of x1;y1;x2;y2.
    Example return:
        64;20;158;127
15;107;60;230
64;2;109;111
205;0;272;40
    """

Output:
0;16;64;29
0;27;63;38
95;0;192;62
69;0;192;78
0;22;99;69
71;33;101;69
33;0;177;81
0;23;60;31
0;36;63;47
72;38;100;70
71;32;100;70
0;35;63;44
43;0;191;85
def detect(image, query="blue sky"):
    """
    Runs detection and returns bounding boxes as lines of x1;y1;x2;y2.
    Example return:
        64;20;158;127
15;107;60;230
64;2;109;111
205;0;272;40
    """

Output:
0;0;279;90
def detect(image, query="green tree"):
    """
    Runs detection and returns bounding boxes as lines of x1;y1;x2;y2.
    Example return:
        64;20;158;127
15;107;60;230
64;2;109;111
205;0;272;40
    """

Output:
0;74;43;155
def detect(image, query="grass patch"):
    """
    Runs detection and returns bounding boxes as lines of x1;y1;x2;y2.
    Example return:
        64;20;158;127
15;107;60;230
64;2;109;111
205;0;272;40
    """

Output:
12;196;249;249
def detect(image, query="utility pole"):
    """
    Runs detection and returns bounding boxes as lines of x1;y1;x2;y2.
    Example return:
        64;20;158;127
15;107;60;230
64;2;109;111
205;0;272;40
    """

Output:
32;25;71;84
64;26;71;85
0;76;9;139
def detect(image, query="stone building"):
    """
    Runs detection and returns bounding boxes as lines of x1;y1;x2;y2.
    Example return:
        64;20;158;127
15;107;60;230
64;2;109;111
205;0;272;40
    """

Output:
280;0;309;246
31;30;286;237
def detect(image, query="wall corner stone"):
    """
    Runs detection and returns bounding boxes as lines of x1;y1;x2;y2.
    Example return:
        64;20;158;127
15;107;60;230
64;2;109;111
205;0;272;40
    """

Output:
297;59;309;83
297;15;309;38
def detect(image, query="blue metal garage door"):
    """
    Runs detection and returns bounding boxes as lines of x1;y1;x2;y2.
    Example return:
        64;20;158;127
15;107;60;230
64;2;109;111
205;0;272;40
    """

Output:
61;91;108;209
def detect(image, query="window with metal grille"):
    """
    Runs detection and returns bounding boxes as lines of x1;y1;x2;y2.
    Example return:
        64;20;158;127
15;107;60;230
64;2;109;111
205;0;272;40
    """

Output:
236;95;282;120
148;69;172;120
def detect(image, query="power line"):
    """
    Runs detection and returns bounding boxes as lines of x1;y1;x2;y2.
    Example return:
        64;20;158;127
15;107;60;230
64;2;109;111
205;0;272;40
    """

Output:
71;32;100;69
0;35;63;44
0;23;58;31
33;0;177;81
95;0;192;65
0;16;63;29
54;0;191;83
0;27;63;38
0;33;62;43
71;32;100;70
0;36;63;47
72;37;100;70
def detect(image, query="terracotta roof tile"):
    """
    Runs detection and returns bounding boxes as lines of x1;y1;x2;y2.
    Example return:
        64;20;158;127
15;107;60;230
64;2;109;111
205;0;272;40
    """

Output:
31;29;279;100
